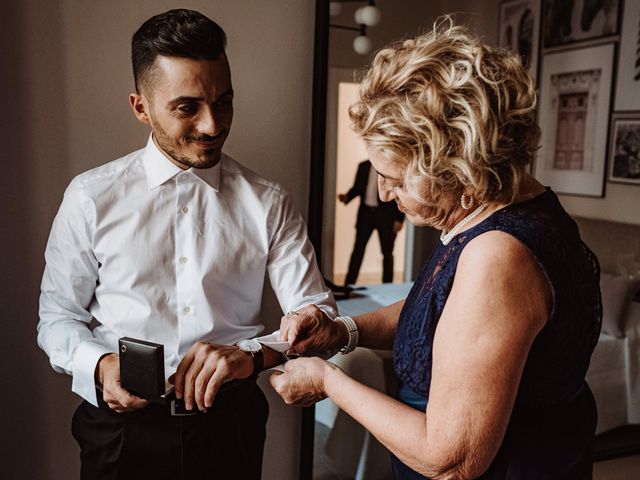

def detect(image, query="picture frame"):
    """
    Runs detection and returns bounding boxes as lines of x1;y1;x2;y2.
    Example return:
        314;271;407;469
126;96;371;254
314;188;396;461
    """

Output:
614;0;640;111
535;43;615;197
541;0;620;50
498;0;541;81
608;112;640;185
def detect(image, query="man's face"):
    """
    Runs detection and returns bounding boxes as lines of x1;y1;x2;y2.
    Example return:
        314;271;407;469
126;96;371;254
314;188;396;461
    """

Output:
131;55;233;169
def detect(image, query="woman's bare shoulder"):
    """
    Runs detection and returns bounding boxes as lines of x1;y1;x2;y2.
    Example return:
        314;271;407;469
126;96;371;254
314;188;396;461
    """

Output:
458;229;537;273
453;229;551;331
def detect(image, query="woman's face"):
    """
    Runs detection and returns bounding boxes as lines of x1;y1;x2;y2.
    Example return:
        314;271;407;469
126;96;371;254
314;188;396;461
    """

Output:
366;145;434;227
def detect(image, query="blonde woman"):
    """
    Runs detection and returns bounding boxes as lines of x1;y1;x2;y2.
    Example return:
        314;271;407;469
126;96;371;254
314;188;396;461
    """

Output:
270;19;601;480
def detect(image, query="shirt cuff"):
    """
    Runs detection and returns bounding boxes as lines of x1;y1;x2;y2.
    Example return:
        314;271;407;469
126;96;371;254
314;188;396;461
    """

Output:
255;330;291;353
71;340;114;406
316;304;337;320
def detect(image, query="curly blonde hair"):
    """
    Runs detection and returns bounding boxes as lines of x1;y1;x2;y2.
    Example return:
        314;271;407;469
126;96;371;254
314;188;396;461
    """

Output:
349;17;540;227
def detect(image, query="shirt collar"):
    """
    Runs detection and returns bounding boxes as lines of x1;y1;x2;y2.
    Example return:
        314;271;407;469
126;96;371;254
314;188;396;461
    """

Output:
142;134;221;191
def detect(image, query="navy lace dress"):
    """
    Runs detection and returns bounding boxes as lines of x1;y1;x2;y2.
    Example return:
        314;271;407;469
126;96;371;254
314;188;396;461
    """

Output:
392;188;602;479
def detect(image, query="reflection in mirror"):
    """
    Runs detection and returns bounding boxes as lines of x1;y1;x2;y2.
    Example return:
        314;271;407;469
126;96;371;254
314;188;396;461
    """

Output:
320;2;502;293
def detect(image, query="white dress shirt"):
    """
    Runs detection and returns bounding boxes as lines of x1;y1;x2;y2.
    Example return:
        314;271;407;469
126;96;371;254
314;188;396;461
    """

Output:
38;136;336;406
364;164;378;208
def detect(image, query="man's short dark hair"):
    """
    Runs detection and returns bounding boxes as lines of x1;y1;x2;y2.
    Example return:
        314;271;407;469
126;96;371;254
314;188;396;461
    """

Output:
132;9;227;93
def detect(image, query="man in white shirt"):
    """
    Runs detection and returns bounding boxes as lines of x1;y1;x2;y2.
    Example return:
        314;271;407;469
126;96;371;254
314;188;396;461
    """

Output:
37;9;336;480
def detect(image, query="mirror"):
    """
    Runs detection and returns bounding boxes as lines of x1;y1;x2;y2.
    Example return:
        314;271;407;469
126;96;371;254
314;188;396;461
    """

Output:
315;0;508;278
319;1;450;293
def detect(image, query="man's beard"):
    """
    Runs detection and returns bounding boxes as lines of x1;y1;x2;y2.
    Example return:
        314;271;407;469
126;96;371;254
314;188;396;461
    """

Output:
152;121;224;170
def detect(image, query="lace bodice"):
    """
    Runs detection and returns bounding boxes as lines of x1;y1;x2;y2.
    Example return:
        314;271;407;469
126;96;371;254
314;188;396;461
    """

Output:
393;188;602;410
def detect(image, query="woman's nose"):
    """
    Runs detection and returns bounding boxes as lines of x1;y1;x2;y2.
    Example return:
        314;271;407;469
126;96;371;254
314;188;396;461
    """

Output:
377;177;396;202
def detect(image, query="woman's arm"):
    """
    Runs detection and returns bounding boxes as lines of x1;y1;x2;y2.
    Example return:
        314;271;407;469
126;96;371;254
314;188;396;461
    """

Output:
273;231;550;479
355;299;404;349
280;299;404;354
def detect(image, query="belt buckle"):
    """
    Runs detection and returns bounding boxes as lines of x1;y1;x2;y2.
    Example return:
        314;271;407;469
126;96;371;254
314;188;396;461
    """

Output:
170;399;201;417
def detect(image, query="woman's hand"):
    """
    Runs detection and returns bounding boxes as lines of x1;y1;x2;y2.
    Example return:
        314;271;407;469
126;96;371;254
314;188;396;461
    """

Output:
269;357;339;407
280;305;347;356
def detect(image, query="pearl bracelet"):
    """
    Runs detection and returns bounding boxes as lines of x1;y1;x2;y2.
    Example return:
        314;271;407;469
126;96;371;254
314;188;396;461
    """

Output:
336;315;359;354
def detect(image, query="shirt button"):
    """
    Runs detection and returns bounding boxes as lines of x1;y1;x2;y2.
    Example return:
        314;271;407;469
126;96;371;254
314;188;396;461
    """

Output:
179;256;188;264
181;206;189;214
183;306;191;314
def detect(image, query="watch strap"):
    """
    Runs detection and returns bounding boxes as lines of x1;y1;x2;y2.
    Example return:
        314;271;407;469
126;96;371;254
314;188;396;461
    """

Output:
252;348;264;376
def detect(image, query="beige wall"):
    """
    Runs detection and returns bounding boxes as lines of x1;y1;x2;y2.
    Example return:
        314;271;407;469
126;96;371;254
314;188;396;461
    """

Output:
0;1;315;478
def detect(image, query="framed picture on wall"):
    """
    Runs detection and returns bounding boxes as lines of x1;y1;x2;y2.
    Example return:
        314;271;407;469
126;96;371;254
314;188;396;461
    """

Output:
614;0;640;110
542;0;620;50
608;112;640;185
498;0;541;81
534;43;615;197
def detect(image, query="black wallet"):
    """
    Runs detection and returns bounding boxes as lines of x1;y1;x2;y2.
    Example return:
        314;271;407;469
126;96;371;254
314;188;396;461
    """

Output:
119;337;171;403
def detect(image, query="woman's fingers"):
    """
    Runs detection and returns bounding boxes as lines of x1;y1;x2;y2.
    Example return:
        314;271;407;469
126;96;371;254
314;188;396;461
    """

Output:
269;358;331;406
280;305;337;353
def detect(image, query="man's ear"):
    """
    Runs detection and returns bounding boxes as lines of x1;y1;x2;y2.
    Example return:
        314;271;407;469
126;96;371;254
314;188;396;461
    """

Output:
129;93;151;125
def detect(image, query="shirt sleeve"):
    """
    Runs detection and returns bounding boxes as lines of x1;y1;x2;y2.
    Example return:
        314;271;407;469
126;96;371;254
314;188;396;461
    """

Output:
266;189;338;320
37;179;111;406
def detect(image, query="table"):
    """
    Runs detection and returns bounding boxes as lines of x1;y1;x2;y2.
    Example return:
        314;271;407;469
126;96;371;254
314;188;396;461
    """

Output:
316;282;412;480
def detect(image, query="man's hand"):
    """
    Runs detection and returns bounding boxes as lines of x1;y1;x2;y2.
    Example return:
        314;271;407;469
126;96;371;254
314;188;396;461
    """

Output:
338;193;348;204
171;343;253;411
269;357;337;407
280;305;348;357
96;353;149;413
393;220;403;233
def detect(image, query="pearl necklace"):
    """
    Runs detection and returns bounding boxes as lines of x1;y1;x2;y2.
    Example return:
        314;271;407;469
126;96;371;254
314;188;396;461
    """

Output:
440;202;488;245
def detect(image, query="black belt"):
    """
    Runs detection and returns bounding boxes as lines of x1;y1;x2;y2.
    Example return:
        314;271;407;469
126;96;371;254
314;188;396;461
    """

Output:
95;377;258;418
168;378;257;416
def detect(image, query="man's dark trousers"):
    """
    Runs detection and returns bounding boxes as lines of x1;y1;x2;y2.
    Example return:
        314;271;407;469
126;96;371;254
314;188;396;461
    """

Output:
346;205;397;285
72;380;268;480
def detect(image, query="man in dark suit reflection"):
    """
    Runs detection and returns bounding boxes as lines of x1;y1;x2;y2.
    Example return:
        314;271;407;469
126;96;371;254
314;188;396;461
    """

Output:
339;160;404;286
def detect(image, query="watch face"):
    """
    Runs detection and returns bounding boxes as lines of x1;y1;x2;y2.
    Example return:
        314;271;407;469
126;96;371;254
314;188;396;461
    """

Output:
237;339;262;353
